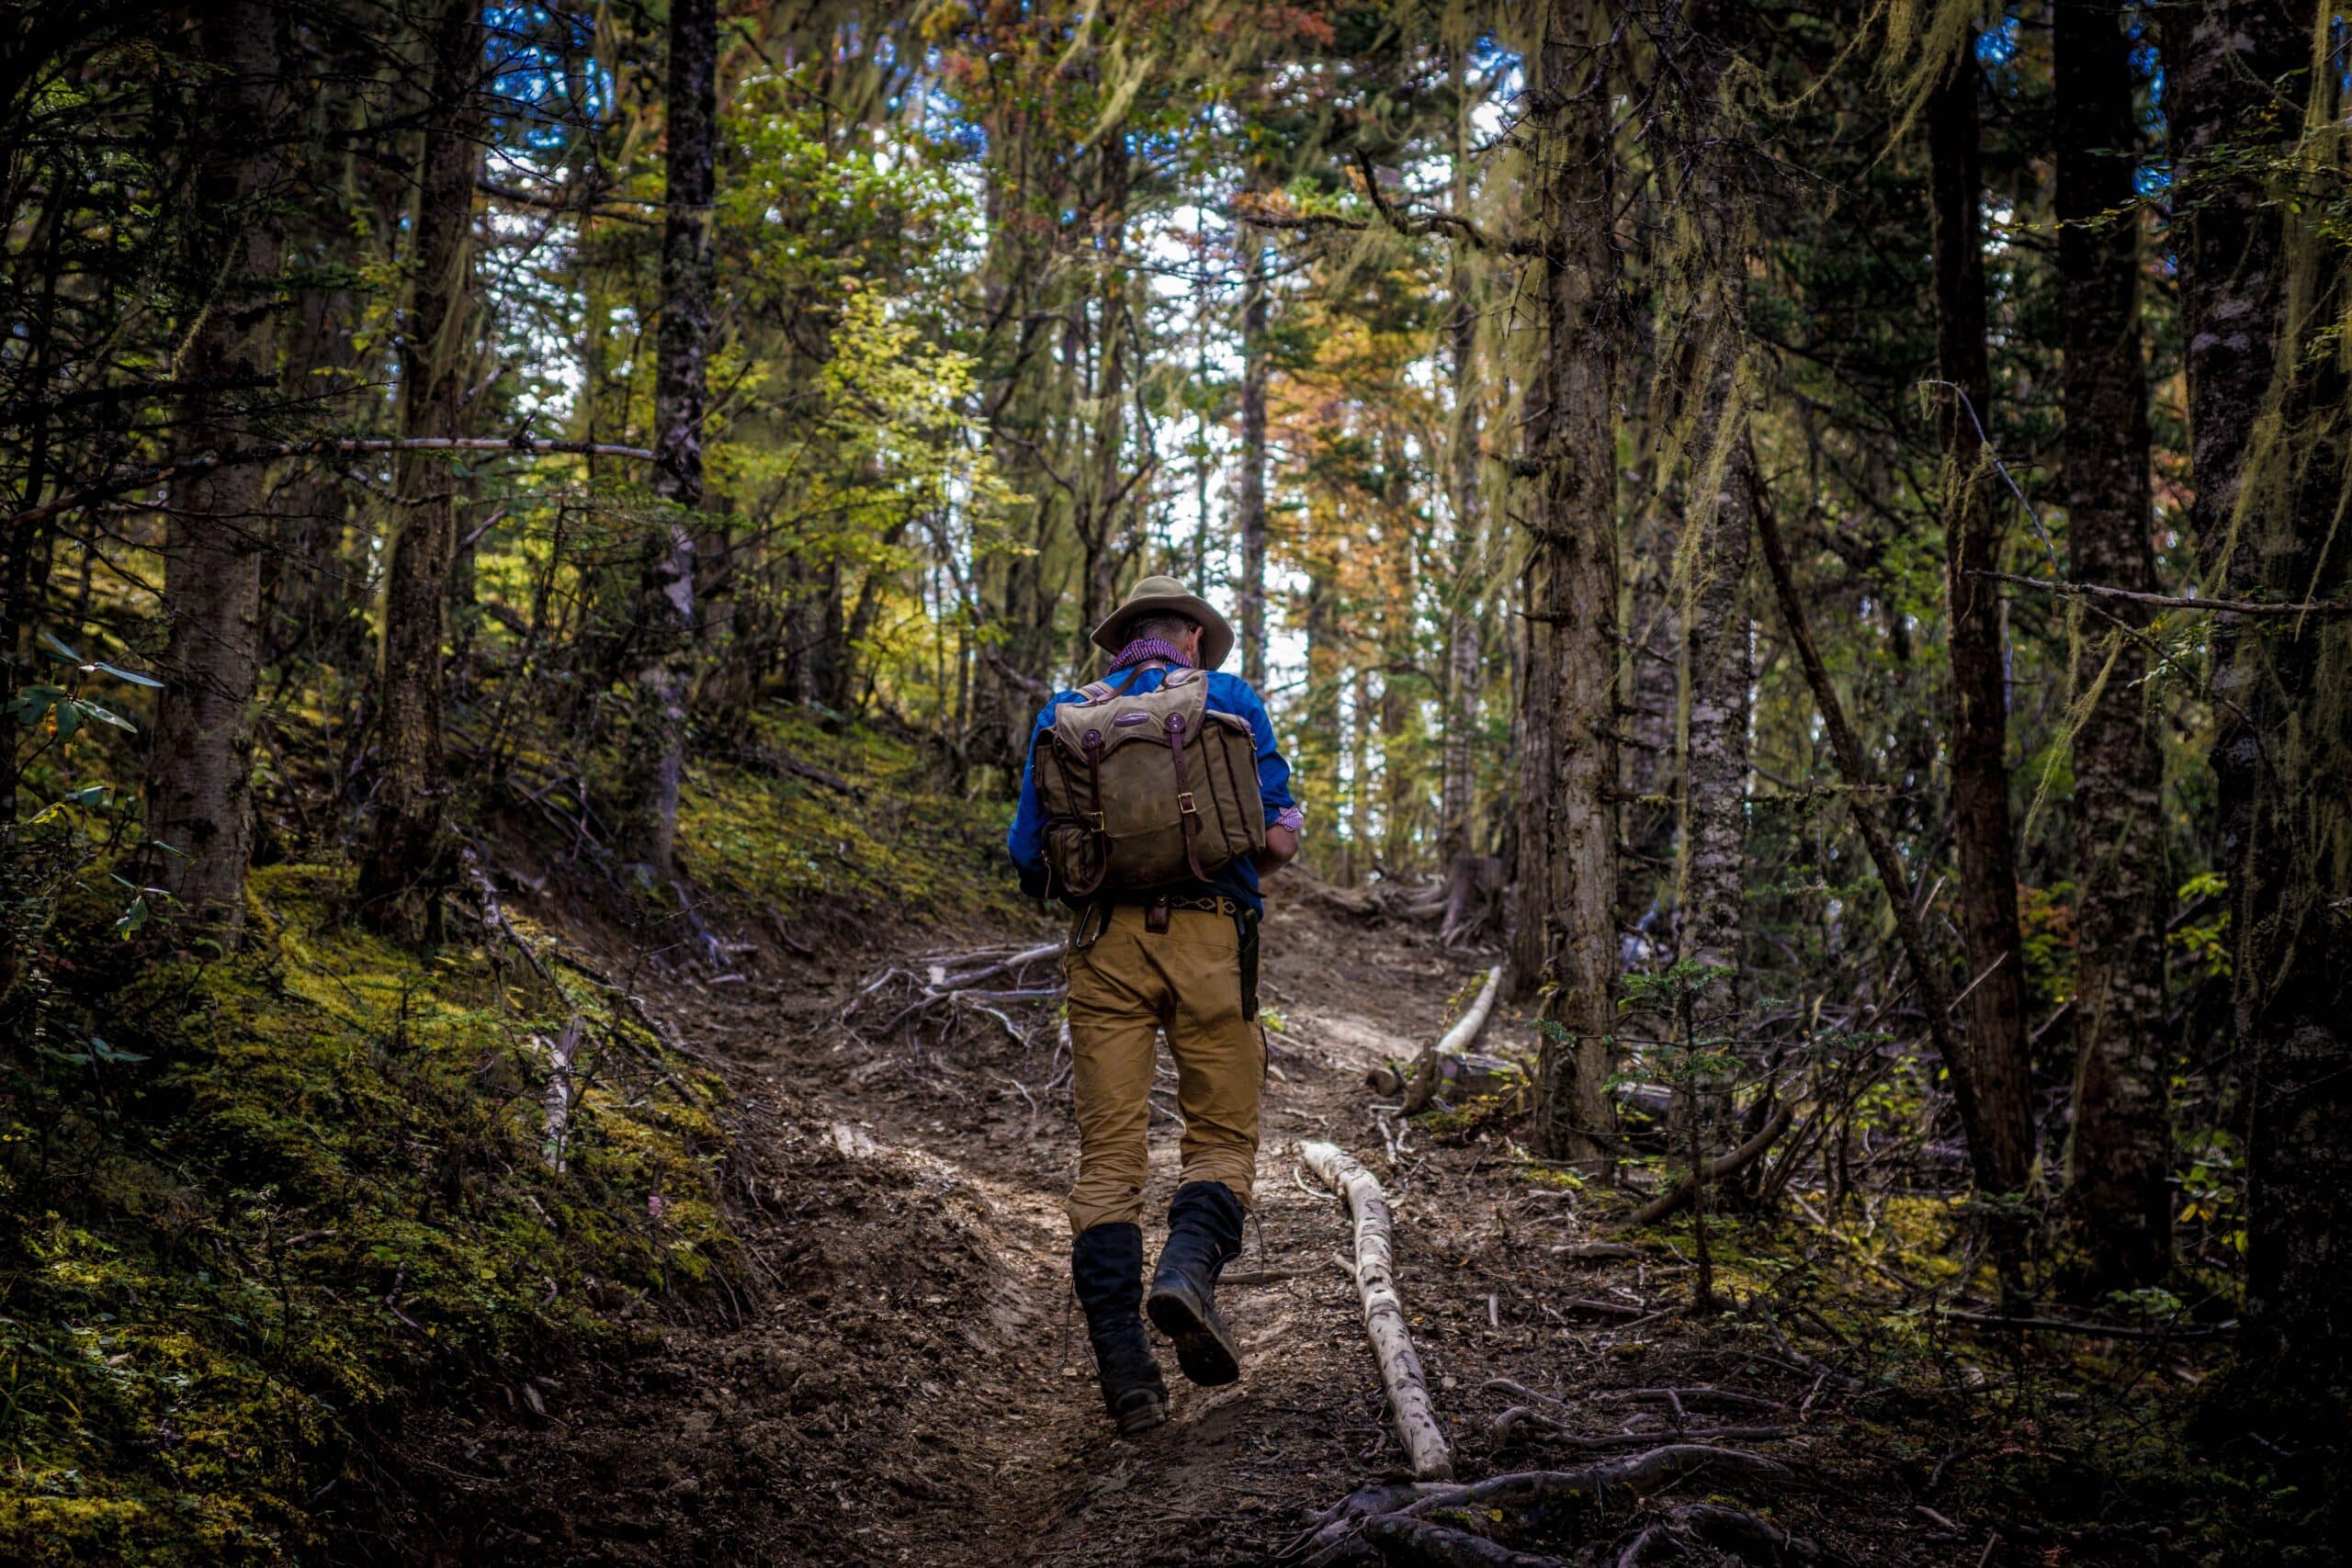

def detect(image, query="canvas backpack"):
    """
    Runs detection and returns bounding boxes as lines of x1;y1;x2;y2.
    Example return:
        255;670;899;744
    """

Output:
1033;664;1266;902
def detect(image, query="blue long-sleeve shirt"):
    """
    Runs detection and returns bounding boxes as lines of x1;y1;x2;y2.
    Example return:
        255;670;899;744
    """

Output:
1008;665;1300;917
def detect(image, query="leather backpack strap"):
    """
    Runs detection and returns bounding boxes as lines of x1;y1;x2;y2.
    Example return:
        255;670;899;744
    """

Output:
1162;708;1209;882
1068;723;1109;897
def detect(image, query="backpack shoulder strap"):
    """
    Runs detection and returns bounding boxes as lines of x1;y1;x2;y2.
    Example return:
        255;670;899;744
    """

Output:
1077;680;1117;705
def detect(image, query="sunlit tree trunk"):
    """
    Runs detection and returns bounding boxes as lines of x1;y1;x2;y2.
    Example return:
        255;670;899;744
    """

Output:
356;0;482;942
2055;0;2169;1297
1926;37;2035;1197
1523;0;1620;1172
144;0;288;942
1345;668;1372;886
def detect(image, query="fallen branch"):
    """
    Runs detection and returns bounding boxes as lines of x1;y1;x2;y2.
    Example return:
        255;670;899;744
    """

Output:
1933;1308;2233;1341
1623;1103;1794;1226
1752;491;1999;1214
1972;568;2347;619
1397;1445;1787;1521
1300;1140;1454;1481
846;942;1065;1040
1492;1411;1787;1453
1404;965;1504;1114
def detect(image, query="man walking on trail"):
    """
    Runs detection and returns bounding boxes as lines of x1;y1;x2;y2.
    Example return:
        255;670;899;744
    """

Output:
1007;575;1305;1435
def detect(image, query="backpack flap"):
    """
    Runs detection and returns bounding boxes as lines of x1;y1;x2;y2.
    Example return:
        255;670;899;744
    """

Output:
1034;670;1263;897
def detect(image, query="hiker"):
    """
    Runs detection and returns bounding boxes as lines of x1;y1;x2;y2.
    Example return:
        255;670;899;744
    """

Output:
1007;575;1304;1435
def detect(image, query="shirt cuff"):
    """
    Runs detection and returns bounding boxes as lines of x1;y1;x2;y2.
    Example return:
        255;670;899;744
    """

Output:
1273;806;1306;838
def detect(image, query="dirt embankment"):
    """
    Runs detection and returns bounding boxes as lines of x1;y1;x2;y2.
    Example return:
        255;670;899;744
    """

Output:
379;894;1995;1567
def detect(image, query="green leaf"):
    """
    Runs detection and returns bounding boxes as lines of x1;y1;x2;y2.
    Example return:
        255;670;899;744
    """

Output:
93;661;163;689
74;699;136;732
38;630;81;662
115;897;149;937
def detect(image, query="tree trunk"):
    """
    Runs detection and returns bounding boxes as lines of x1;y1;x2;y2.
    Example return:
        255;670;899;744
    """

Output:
143;1;288;942
632;0;717;877
265;257;363;671
1237;192;1270;689
1926;39;2034;1198
1673;0;1753;1027
1346;668;1373;886
1524;0;1620;1172
355;0;483;942
2167;0;2352;1425
1304;551;1342;879
1438;54;1482;868
1378;432;1417;872
2054;0;2168;1297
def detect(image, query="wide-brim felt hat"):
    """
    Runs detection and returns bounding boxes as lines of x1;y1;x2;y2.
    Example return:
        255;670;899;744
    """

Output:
1090;574;1237;671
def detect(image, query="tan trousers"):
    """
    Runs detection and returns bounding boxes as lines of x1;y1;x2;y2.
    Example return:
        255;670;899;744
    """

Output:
1063;905;1262;1234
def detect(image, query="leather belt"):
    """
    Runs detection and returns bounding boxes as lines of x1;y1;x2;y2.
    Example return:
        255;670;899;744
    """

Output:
1141;893;1238;931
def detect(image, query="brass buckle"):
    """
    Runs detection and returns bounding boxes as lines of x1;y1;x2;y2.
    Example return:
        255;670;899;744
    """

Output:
1176;792;1198;815
1085;810;1106;831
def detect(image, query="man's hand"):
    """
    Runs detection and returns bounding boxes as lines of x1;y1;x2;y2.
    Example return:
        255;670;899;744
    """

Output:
1253;823;1299;874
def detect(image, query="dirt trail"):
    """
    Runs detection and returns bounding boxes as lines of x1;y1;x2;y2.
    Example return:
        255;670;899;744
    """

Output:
392;897;1887;1566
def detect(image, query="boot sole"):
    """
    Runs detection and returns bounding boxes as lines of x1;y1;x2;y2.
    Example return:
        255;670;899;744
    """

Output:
1147;1280;1241;1387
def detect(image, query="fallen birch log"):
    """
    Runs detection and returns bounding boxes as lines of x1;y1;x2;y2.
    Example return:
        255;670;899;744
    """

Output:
1300;1140;1454;1481
1402;964;1505;1114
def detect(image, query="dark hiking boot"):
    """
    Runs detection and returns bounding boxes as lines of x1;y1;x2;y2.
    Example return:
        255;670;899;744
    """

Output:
1147;1180;1245;1387
1071;1222;1169;1434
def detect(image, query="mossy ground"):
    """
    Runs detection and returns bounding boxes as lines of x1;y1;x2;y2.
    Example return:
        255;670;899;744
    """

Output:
0;701;1025;1563
0;863;732;1563
677;706;1024;931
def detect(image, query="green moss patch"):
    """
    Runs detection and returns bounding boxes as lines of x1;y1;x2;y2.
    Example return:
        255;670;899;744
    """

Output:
678;706;1023;929
0;864;732;1563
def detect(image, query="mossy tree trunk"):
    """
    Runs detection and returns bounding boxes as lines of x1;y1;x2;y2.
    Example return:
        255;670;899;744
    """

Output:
2169;0;2352;1421
144;0;289;943
2055;0;2169;1298
1926;33;2036;1202
1523;0;1620;1174
630;0;718;878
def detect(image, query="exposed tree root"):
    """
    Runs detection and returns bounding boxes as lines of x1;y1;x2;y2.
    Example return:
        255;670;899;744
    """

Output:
1617;1502;1834;1565
1396;1444;1786;1523
1289;1446;1792;1568
1362;1514;1566;1567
